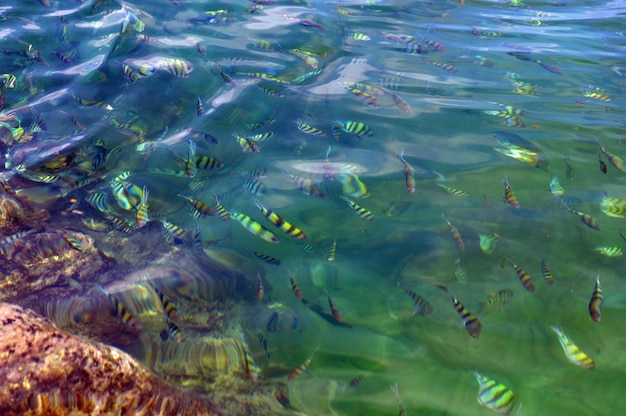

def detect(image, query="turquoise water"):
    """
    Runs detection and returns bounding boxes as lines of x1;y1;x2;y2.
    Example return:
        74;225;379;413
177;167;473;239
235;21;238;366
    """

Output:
2;0;626;414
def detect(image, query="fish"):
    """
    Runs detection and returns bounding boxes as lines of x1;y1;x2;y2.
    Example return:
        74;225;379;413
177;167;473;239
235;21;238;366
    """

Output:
331;119;373;140
284;169;326;198
290;49;320;69
98;286;141;330
325;289;343;323
153;285;178;321
600;195;626;218
185;139;198;178
296;118;325;136
340;194;375;222
563;157;574;180
136;186;150;228
535;60;561;75
474;372;516;415
287;348;318;380
257;273;265;299
233;132;260;153
178;195;217;218
349;374;364;387
484;289;514;313
549;175;564;196
397;282;433;316
563;206;600;231
255;200;307;240
503;176;520;208
196;155;224;170
589;273;603;323
257;332;271;360
167;320;183;343
391;93;413;114
398;148;415;193
541;258;554;285
583;84;611;102
430;61;459;73
213;195;230;221
241;177;266;195
549;324;594;369
390;383;406;416
288;270;304;301
594;246;622;257
337;173;370;198
436;285;483;338
505;259;535;292
157;57;193;78
327;239;336;262
599;154;607;174
244;246;281;266
196;97;204;116
441;212;465;250
266;312;279;333
110;180;142;211
161;219;187;240
454;258;469;285
600;146;626;173
479;232;501;256
229;210;280;244
436;182;471;197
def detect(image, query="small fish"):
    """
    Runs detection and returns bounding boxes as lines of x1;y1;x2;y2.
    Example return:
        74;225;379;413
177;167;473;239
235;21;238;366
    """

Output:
287;348;318;380
158;57;193;78
589;273;603;323
241;177;266;195
535;60;561;75
284;169;326;198
391;93;413;114
325;289;343;322
178;195;217;218
484;289;514;313
161;219;187;240
73;95;113;110
349;374;364;387
549;324;594;369
563;157;574;180
454;258;469;285
244;246;281;265
549;175;564;196
233;132;260;153
337;173;370;199
441;212;465;250
230;210;280;243
196;97;204;116
255;200;307;240
288;270;304;301
332;119;373;140
167;320;183;343
196;155;223;170
503;176;520;208
431;61;459;73
398;148;415;193
153;285;178;321
340;194;375;222
600;195;626;218
563;206;600;231
185;139;198;178
99;286;141;330
479;232;501;256
436;285;483;338
257;273;265;299
390;383;406;416
594;246;622;257
213;195;230;221
600;146;626;173
397;282;433;316
599;154;607;174
136;186;150;228
257;332;271;360
266;312;279;333
296;118;326;136
505;259;535;292
436;182;471;197
541;258;554;285
474;372;516;415
327;239;336;262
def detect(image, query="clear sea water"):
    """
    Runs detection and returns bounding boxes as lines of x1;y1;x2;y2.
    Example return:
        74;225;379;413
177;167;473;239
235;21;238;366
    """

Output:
2;0;626;415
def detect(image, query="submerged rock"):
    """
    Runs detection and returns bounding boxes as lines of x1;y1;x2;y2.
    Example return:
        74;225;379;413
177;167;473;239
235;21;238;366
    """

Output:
0;302;218;416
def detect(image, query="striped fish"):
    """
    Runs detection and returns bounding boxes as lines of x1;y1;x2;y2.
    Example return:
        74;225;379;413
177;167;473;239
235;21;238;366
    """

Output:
588;273;603;323
474;372;516;415
454;257;469;285
327;239;336;262
436;285;482;338
296;118;325;136
340;194;375;221
98;286;141;330
337;173;370;198
540;258;554;285
255;200;307;240
397;282;433;316
506;259;535;292
549;324;595;369
196;155;223;170
398;148;415;193
484;289;513;313
241;177;266;195
284;169;326;198
288;270;304;300
442;212;465;250
332;119;373;139
503;176;520;208
153;285;178;321
167;320;183;342
178;194;216;218
287;348;318;380
185;139;198;178
243;246;281;266
136;186;149;228
232;132;260;153
213;195;230;221
229;210;280;243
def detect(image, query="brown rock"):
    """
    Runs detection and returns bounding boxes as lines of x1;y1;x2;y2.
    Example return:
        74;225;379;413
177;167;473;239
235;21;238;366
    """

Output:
0;302;219;416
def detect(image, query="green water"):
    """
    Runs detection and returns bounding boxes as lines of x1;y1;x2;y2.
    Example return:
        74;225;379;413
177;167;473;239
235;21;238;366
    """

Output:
2;0;626;414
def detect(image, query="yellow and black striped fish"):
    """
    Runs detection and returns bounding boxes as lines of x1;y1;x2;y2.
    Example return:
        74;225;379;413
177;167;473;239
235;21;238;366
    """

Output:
230;210;280;244
284;169;326;198
241;177;266;195
178;194;217;218
442;212;465;250
213;195;230;221
325;289;343;323
296;118;325;136
196;155;224;170
255;200;307;240
153;285;178;321
243;246;281;266
157;57;193;78
397;282;433;316
161;219;186;240
549;324;594;369
484;289;513;313
454;257;468;285
98;286;141;330
588;273;603;323
287;348;318;380
436;285;483;338
473;372;516;415
503;176;520;208
340;194;375;221
564;206;600;231
288;270;304;301
541;258;554;285
257;331;271;360
593;246;622;257
327;239;336;262
505;259;535;292
185;139;198;178
332;119;373;139
232;132;260;153
167;320;183;343
136;186;150;228
337;172;370;198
